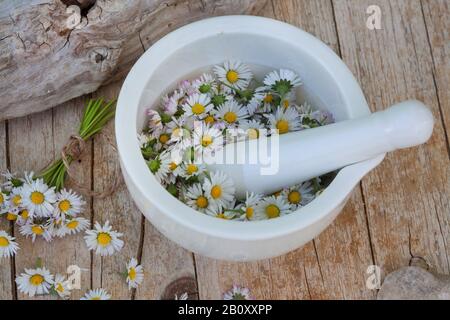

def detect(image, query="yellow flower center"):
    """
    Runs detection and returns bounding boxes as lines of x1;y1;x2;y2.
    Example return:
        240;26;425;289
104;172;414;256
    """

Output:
201;135;213;147
0;236;9;247
247;128;259;139
204;115;215;125
0;193;3;204
91;297;101;300
30;274;44;286
31;225;44;235
159;134;170;144
283;100;290;108
128;267;136;280
288;191;302;204
21;210;29;219
13;195;22;206
226;70;239;83
216;213;229;220
97;232;112;246
192;103;205;115
58;200;71;212
246;207;254;219
30;191;44;205
276;120;289;134
210;185;222;199
263;94;273;103
172;127;182;138
6;213;17;221
66;220;79;230
224;112;237;124
169;162;178;171
186;164;198;175
56;283;64;293
196;196;208;209
265;204;280;219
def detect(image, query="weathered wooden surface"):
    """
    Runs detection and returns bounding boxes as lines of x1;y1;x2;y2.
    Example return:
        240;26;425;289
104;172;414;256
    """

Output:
334;0;450;277
0;0;267;121
0;0;449;300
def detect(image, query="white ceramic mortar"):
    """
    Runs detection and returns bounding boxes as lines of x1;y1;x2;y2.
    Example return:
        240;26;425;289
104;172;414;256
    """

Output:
115;16;385;261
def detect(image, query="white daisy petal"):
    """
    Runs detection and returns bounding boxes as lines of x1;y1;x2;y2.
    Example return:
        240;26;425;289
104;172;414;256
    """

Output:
15;267;54;297
202;171;235;210
84;221;124;256
214;60;253;91
81;288;111;300
21;178;57;218
126;258;144;290
254;195;291;220
53;274;71;299
0;230;19;258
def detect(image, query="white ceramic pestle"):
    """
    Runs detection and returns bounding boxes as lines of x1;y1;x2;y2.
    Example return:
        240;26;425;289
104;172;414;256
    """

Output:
207;100;434;198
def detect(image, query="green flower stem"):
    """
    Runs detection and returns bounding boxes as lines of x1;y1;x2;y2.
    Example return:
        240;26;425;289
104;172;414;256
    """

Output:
38;98;116;190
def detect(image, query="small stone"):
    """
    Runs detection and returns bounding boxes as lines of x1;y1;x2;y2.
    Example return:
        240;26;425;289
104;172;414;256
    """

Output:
378;266;450;300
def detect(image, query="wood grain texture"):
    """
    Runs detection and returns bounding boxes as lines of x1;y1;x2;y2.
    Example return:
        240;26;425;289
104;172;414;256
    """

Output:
0;120;14;300
195;0;376;300
90;81;141;299
0;0;268;120
8;97;93;300
421;0;450;152
333;0;450;277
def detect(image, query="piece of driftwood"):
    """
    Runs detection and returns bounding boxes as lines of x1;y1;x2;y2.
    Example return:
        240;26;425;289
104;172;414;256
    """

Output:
378;267;450;300
0;0;267;120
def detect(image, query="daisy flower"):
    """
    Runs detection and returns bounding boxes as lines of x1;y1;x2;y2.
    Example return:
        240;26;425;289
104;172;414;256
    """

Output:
0;189;9;214
16;267;54;297
84;221;124;256
166;116;194;147
52;274;71;299
246;89;265;115
147;151;172;185
202;171;235;209
184;183;215;213
5;209;19;222
179;160;206;179
193;122;223;158
240;192;263;221
81;288;111;300
137;132;151;148
19;221;53;242
1;170;16;191
206;205;237;220
0;230;19;258
178;79;197;96
213;99;248;126
263;69;302;97
214;60;253;91
16;209;30;226
239;119;265;140
162;90;185;115
266;107;300;134
254;195;291;220
21;178;56;218
223;285;252;300
8;187;23;210
54;189;86;219
279;91;296;109
192;73;217;95
182;93;213;118
59;217;90;237
147;109;163;135
126;258;144;290
281;181;315;208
